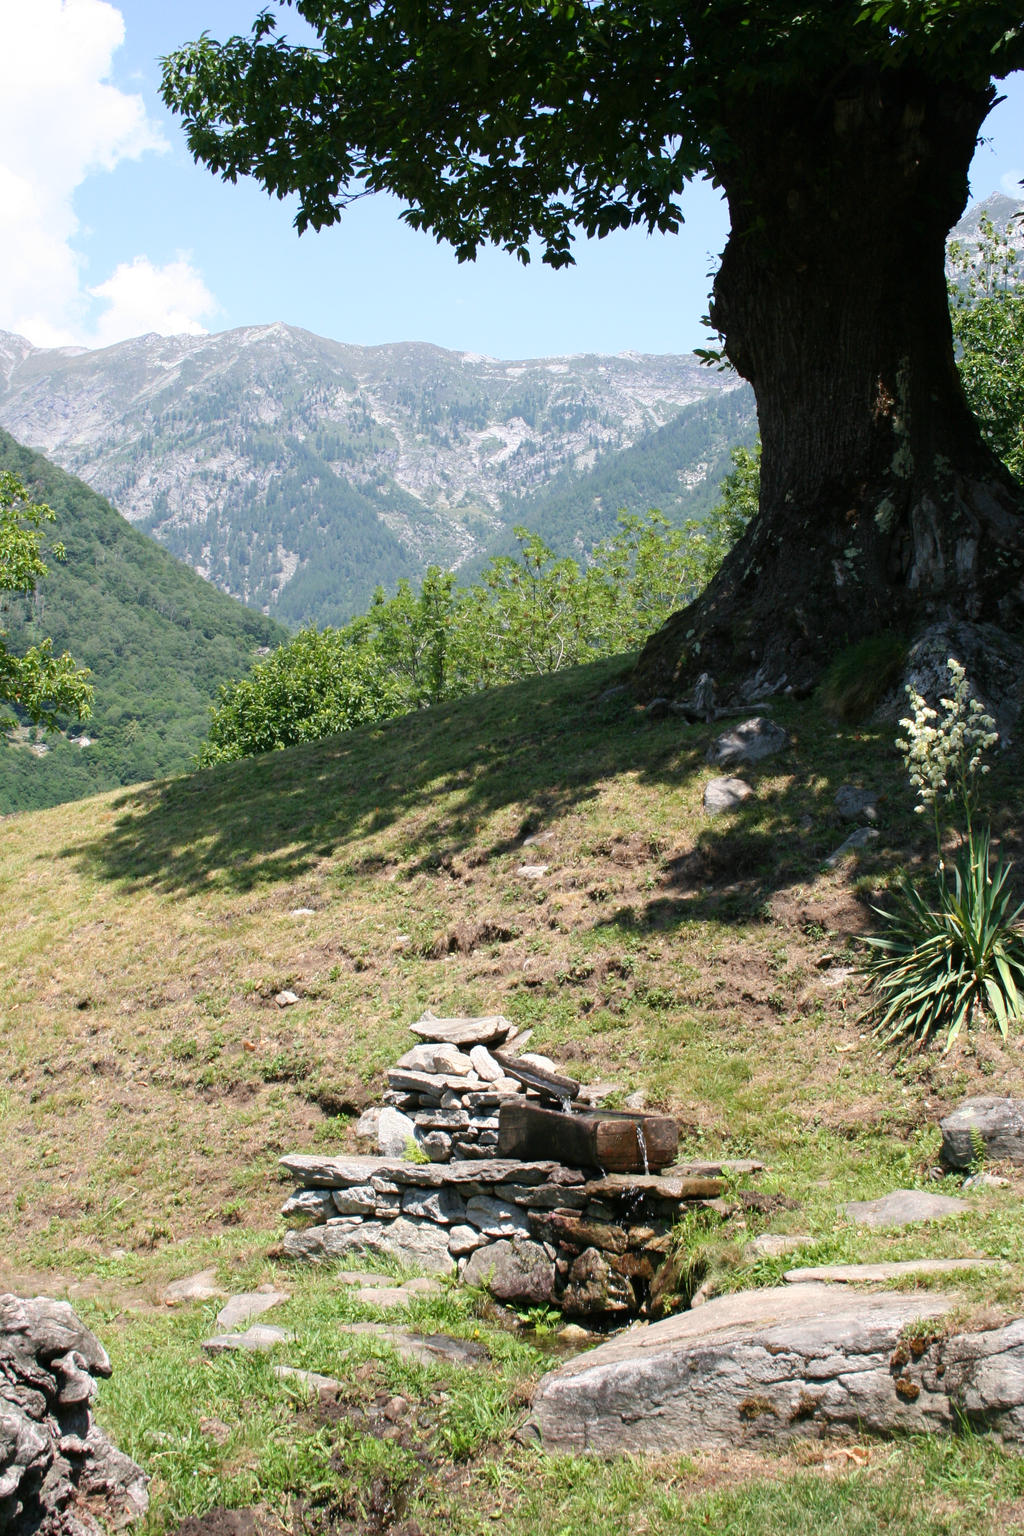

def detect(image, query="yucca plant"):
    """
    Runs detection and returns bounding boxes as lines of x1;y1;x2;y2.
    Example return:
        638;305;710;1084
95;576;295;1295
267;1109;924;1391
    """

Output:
862;826;1024;1050
861;659;1024;1050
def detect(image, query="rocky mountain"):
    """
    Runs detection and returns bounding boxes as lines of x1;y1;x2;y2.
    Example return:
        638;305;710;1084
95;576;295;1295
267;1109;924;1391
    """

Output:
0;325;752;627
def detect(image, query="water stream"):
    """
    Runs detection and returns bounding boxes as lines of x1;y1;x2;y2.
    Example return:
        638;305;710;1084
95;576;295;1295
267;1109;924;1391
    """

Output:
635;1122;649;1176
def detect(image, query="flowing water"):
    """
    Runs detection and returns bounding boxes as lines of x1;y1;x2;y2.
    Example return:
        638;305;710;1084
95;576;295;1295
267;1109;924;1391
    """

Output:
636;1122;649;1176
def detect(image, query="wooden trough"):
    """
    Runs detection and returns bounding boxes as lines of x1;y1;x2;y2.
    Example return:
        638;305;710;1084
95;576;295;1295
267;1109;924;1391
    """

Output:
497;1099;679;1174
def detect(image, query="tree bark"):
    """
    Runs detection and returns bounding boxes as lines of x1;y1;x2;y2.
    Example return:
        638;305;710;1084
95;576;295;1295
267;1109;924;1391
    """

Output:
636;66;1024;699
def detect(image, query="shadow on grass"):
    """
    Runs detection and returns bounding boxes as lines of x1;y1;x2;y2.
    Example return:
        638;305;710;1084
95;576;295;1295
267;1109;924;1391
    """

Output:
60;655;907;917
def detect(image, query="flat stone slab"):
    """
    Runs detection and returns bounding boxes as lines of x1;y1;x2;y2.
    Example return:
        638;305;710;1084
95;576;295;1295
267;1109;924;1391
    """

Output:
281;1153;582;1190
527;1284;1024;1454
215;1289;289;1332
785;1260;1000;1284
581;1173;724;1202
201;1325;294;1354
161;1269;229;1305
338;1323;489;1367
409;1013;514;1047
845;1191;970;1229
940;1098;1024;1169
744;1234;813;1261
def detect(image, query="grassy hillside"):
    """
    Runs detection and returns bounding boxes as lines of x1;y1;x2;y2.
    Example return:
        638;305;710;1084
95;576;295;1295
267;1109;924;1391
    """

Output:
3;655;1024;1532
0;430;288;812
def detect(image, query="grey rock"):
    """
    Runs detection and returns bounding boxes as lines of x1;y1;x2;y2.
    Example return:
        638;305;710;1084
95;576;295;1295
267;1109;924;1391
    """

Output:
824;827;879;867
332;1184;379;1216
161;1268;228;1304
964;1172;1012;1190
623;1091;648;1111
409;1012;514;1047
214;1290;289;1332
785;1260;999;1284
561;1248;635;1316
395;1042;447;1072
413;1108;470;1130
845;1190;969;1228
201;1325;293;1354
274;989;300;1007
431;1045;476;1076
707;716;788;768
447;1224;490;1256
400;1187;467;1225
284;1217;455;1274
470;1045;503;1083
377;1106;417;1157
940;1098;1024;1169
528;1284;1024;1454
462;1239;555;1305
878;620;1023;742
281;1152;580;1189
417;1130;453;1162
703;776;753;816
834;785;879;821
495;1182;588;1210
281;1153;409;1187
465;1195;532;1237
282;1188;336;1222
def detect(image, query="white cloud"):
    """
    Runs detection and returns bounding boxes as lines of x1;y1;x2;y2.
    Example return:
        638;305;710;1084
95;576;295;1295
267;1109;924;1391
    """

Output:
89;256;217;347
1001;170;1024;201
0;0;216;347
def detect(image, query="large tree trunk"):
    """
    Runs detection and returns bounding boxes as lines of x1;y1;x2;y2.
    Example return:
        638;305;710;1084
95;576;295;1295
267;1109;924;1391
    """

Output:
636;66;1024;699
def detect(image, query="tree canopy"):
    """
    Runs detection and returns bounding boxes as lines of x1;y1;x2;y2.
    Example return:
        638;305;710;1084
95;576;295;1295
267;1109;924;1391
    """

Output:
163;2;1024;265
163;2;1024;696
0;470;92;731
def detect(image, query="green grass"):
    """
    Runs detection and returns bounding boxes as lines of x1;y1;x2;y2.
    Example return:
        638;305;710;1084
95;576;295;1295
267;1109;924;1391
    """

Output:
3;651;1024;1532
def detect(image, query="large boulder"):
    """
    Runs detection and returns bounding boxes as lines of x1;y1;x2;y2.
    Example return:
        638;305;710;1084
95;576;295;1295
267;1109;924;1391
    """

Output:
462;1239;555;1306
940;1098;1024;1169
0;1294;148;1535
526;1284;1024;1454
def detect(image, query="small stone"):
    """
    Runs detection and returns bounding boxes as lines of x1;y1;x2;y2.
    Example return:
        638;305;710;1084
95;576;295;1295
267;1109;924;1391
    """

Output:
400;1186;467;1225
845;1190;969;1229
275;990;300;1007
431;1045;476;1076
623;1091;648;1111
377;1106;417;1158
282;1188;336;1221
418;1130;453;1162
518;1052;556;1072
448;1224;490;1256
706;717;788;767
401;1277;442;1294
465;1195;532;1237
333;1184;378;1215
337;1322;488;1366
470;1045;503;1083
290;907;316;917
561;1248;635;1315
824;827;879;868
834;785;879;821
703;776;753;816
557;1324;593;1345
518;865;550;878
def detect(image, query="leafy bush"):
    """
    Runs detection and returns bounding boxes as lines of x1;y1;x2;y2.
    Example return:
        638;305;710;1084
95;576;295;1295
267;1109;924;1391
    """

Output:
861;659;1024;1050
198;504;749;765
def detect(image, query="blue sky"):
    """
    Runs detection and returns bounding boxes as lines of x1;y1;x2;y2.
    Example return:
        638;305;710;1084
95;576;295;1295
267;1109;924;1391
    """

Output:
2;0;1023;359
